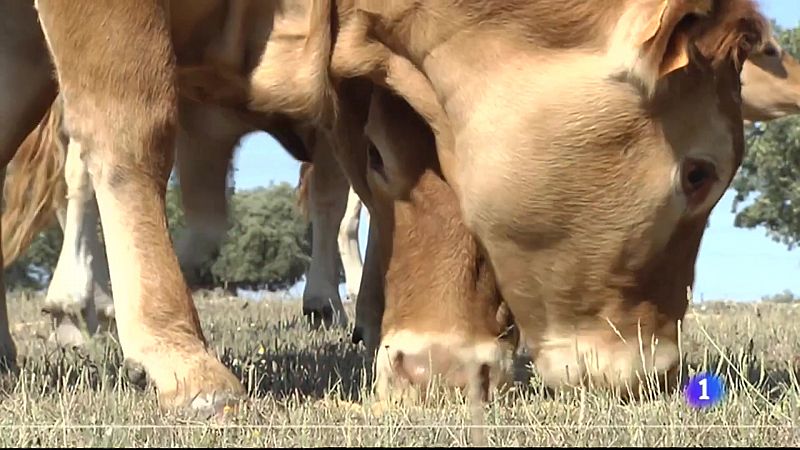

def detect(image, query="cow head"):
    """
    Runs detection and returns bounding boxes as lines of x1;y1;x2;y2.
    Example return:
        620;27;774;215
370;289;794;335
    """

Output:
342;0;771;399
358;86;519;402
740;34;800;123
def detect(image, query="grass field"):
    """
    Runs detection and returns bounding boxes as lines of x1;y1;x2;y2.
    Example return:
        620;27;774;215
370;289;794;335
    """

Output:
1;290;798;447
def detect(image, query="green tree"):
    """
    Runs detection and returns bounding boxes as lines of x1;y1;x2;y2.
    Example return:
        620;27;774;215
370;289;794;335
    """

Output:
210;183;311;291
3;221;63;290
731;24;800;249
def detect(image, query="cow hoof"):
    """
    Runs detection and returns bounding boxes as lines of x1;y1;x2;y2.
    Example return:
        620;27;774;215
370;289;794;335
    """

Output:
187;391;245;422
48;319;88;349
123;359;149;390
0;334;17;374
154;354;248;422
351;325;364;344
302;305;347;330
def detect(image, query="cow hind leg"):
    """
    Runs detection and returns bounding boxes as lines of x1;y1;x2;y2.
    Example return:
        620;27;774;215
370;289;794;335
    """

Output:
43;139;102;348
35;0;245;416
337;186;363;303
0;0;59;371
175;101;246;288
302;135;350;329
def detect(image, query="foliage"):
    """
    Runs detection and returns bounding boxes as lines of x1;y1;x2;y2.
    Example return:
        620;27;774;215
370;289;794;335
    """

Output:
731;24;800;249
3;221;63;290
210;183;312;291
760;289;799;303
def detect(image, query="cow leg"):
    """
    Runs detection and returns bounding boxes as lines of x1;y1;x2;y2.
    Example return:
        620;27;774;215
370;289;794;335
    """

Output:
302;132;350;329
90;230;116;332
0;0;59;371
175;101;246;287
337;186;363;303
43;138;102;347
34;0;245;415
0;168;14;371
352;217;384;354
50;198;116;338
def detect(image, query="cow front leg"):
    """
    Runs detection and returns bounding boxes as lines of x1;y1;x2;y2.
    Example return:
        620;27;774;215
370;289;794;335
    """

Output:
43;138;101;347
35;0;245;416
352;217;384;355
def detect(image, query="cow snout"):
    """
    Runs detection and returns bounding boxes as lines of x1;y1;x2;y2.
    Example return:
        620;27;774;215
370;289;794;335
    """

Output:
532;331;682;400
374;331;514;403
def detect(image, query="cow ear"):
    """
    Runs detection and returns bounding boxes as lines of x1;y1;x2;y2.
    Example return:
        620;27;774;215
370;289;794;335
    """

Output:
617;0;714;94
636;0;713;78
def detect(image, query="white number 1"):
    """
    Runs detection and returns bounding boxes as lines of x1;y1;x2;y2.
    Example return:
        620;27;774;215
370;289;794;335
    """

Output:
699;378;710;400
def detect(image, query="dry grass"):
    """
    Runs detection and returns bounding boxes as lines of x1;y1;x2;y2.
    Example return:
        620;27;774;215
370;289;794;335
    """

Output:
1;290;799;446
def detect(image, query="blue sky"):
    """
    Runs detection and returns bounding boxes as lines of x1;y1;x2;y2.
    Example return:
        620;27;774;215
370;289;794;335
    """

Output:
231;0;800;302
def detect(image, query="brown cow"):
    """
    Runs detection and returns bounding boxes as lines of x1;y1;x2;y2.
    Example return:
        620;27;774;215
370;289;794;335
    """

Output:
327;0;772;400
4;0;772;417
8;31;797;351
0;0;517;415
361;86;519;400
740;35;800;122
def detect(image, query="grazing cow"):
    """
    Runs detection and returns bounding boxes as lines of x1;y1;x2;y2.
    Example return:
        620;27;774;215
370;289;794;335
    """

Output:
740;34;800;123
6;31;797;349
295;32;800;346
326;0;772;400
361;86;519;399
2;96;117;347
1;0;516;414
2;0;772;416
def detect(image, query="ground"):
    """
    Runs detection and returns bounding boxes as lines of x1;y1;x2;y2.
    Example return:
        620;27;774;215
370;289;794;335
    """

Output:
0;290;798;446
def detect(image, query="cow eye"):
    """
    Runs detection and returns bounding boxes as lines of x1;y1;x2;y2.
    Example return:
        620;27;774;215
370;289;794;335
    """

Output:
762;43;779;57
368;143;387;179
681;159;717;201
